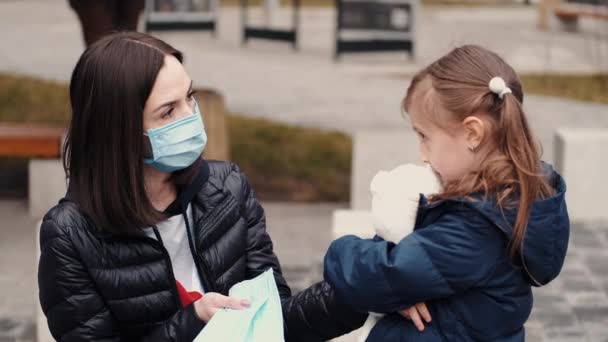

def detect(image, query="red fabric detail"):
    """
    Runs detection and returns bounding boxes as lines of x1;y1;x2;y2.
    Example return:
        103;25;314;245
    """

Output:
175;280;203;308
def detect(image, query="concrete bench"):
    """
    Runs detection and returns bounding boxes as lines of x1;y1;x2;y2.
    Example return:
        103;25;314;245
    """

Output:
332;209;375;239
538;0;608;30
554;128;608;221
29;159;68;219
0;124;68;218
554;2;608;31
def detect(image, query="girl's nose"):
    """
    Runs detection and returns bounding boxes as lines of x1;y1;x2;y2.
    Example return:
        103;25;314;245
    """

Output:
420;150;428;164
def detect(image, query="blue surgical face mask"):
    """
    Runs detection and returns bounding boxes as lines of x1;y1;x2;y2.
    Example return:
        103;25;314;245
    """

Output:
144;101;207;173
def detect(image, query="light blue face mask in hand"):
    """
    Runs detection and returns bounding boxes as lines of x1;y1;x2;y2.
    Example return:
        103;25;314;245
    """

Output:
144;101;207;173
194;268;285;342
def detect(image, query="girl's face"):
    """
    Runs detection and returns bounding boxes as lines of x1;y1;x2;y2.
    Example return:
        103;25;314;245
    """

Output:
143;55;196;131
407;89;484;186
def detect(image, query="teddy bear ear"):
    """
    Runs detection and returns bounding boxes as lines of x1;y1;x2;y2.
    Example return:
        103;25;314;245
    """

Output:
370;170;389;194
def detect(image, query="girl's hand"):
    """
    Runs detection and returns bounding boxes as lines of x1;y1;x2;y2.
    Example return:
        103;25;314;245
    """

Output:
194;292;250;323
399;302;432;332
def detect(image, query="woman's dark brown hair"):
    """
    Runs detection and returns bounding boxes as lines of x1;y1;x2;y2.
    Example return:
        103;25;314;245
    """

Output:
403;45;554;257
63;31;200;233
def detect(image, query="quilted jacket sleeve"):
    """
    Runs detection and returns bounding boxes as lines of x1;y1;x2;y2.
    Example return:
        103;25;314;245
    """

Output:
227;163;367;342
38;218;206;342
224;163;292;298
324;209;502;314
282;281;368;342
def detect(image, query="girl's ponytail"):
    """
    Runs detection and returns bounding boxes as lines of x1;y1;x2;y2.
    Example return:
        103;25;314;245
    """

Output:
499;93;550;257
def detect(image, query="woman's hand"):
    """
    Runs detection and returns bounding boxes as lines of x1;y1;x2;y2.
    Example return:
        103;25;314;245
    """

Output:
399;302;432;332
194;293;250;323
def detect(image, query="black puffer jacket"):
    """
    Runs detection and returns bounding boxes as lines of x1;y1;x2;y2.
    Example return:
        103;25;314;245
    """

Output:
38;160;366;341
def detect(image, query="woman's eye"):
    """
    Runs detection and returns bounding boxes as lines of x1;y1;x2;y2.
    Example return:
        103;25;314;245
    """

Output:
161;108;174;119
187;91;197;101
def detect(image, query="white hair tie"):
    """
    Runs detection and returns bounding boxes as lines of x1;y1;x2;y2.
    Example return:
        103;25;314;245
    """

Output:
489;76;512;99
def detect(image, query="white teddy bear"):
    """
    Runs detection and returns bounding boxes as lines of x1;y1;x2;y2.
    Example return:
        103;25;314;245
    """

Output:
357;163;442;342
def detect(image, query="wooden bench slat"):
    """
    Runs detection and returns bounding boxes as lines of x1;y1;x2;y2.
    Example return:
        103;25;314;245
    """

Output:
0;138;63;158
555;3;608;20
0;124;66;159
0;124;66;138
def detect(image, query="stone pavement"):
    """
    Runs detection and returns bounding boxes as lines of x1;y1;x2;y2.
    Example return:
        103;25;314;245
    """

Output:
517;221;608;342
1;198;608;341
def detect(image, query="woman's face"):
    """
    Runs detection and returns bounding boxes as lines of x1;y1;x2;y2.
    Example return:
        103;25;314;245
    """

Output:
143;55;196;131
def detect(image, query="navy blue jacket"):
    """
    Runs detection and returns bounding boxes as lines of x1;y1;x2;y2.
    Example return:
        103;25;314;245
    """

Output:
324;167;569;341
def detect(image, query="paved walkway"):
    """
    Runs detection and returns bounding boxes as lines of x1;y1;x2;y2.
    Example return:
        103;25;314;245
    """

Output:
1;199;608;341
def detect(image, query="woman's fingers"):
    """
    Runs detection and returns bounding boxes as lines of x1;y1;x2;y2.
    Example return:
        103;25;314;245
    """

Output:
194;293;250;323
214;294;250;309
208;307;219;317
416;302;432;323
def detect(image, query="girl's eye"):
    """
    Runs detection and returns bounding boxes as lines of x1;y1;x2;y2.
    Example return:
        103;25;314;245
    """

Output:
187;90;197;101
417;132;426;140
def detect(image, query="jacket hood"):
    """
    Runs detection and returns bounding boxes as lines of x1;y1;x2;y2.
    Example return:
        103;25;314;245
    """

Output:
465;164;569;286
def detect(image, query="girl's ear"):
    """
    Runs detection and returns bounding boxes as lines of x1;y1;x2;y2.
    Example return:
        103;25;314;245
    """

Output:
462;116;486;151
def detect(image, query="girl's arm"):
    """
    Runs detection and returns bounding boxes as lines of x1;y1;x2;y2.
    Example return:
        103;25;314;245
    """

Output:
323;209;502;314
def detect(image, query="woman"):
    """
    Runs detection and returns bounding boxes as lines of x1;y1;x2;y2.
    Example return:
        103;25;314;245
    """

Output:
38;31;366;341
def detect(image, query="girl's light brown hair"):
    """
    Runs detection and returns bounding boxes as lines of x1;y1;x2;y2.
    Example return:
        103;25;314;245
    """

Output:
403;45;554;257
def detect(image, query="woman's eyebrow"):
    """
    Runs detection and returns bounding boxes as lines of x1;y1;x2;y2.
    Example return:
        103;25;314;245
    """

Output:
154;80;194;113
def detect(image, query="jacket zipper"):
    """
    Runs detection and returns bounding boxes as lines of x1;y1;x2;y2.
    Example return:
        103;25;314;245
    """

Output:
183;207;216;293
151;226;184;309
189;195;239;294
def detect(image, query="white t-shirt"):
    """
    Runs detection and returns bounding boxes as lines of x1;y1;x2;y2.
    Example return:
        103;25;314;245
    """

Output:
144;204;204;294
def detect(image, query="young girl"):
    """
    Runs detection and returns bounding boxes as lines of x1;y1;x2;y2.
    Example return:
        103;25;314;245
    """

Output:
324;45;570;341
